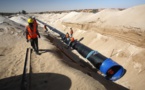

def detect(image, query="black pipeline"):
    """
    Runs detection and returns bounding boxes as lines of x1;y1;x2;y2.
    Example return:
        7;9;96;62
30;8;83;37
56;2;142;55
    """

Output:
62;38;126;81
36;19;126;81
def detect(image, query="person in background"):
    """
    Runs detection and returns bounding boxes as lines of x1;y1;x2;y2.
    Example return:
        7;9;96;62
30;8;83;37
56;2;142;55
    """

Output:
32;16;38;29
65;32;70;41
67;36;75;48
62;32;69;42
70;28;73;37
44;24;48;32
26;18;41;55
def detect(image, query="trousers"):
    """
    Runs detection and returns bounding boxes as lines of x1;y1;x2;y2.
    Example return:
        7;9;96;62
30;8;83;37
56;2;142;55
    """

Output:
30;38;39;53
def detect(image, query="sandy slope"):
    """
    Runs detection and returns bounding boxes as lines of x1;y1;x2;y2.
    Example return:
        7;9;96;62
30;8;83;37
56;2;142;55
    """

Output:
33;4;145;90
30;35;106;90
10;15;28;26
1;4;145;90
0;15;106;90
61;4;145;48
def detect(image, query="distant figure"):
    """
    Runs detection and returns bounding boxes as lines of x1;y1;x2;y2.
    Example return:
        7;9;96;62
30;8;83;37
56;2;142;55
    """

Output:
26;18;41;55
44;25;48;32
32;16;38;29
65;32;70;41
67;37;75;48
70;28;73;37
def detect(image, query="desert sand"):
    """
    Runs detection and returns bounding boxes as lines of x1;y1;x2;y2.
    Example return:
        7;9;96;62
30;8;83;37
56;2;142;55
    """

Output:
0;4;145;90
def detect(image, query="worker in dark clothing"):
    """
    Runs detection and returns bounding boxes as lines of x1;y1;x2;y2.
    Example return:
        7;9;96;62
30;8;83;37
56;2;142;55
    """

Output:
67;36;75;48
70;28;73;37
44;24;48;32
32;16;38;28
26;18;41;55
63;32;70;43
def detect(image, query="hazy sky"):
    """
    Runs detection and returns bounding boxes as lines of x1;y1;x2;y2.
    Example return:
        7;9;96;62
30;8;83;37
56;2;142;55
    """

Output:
0;0;145;12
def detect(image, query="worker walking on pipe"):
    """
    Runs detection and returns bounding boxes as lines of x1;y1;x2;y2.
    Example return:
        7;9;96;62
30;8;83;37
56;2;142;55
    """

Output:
62;32;70;42
70;28;73;37
32;16;38;28
26;18;41;55
66;32;70;41
67;36;75;48
44;24;48;32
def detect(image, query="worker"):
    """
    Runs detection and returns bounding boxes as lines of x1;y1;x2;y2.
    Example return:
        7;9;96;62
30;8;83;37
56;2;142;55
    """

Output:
70;28;73;37
66;32;70;41
32;16;38;28
26;18;41;55
62;32;70;43
44;24;48;32
67;36;75;48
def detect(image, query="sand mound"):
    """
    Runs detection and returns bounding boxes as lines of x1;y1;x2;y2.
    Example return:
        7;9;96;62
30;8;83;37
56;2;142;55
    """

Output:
10;15;28;26
33;4;145;90
116;4;145;29
0;15;107;90
0;15;6;24
61;4;145;48
1;4;145;90
62;4;145;30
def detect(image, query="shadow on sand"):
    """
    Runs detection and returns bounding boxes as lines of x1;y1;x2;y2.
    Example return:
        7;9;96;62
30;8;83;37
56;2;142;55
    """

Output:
44;33;129;90
39;49;54;54
0;73;71;90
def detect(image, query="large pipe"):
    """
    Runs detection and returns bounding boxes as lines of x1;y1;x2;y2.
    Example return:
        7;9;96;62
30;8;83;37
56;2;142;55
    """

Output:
61;37;126;81
72;41;126;81
37;19;126;81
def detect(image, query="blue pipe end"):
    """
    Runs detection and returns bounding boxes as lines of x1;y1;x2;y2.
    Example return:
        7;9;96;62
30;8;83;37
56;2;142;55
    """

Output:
100;58;125;81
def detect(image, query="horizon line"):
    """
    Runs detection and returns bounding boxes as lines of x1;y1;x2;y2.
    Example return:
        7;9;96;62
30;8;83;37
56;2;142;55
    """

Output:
0;7;127;13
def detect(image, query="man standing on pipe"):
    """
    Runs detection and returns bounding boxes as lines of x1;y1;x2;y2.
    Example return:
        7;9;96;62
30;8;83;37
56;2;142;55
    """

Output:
32;16;38;28
67;37;75;48
44;24;48;32
26;18;41;55
62;32;70;42
70;28;73;37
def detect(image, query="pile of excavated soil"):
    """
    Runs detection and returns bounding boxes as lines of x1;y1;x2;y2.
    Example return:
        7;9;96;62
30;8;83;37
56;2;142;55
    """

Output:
1;4;145;90
0;15;107;90
34;4;145;90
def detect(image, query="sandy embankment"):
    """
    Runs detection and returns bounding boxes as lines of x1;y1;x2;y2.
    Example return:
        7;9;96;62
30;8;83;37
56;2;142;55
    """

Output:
34;4;145;90
0;15;107;90
0;4;145;90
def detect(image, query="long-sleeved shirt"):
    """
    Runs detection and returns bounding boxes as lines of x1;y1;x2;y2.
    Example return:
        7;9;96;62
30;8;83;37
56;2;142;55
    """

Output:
25;24;40;40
